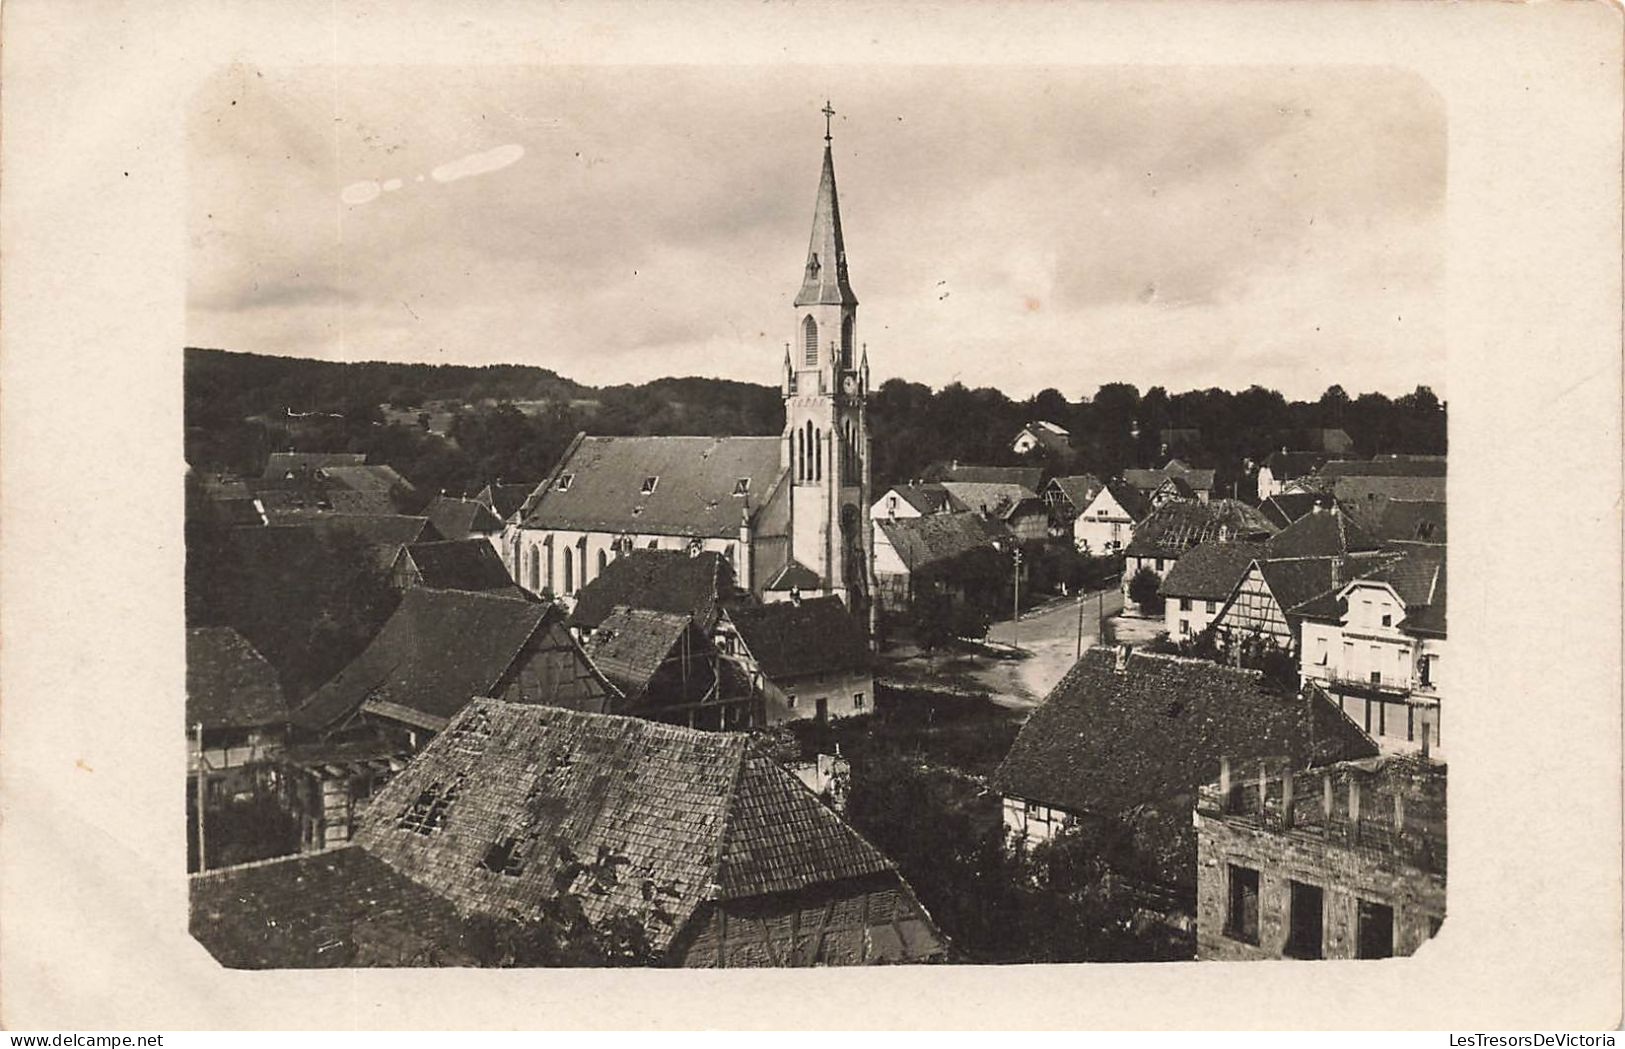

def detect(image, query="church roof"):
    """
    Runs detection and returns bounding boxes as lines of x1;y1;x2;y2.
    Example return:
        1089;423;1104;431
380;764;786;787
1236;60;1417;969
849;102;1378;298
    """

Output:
519;434;784;540
794;146;858;308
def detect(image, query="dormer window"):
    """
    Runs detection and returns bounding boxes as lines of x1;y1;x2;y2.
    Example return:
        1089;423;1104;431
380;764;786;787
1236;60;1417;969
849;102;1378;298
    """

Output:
733;478;750;497
555;474;574;492
640;476;659;495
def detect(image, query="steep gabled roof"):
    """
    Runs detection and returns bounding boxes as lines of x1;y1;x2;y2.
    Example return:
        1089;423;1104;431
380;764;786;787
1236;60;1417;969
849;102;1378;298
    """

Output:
875;511;1005;573
1321;457;1448;479
352;701;898;953
323;464;415;495
268;515;441;548
292;589;607;733
1288;546;1446;636
186;627;288;731
877;483;966;517
423;495;504;540
519;435;783;539
581;607;694;703
1123;499;1275;559
937;481;1040;519
1368;499;1447;545
1265;507;1383;560
398;539;520;594
1262;450;1326;480
992;648;1377;819
926;463;1045;490
262;452;366;479
1092;477;1154;522
1044;474;1104;513
725;596;870;681
477;482;534;521
568;549;734;632
763;560;823;593
1257;492;1325;530
1158;541;1266;601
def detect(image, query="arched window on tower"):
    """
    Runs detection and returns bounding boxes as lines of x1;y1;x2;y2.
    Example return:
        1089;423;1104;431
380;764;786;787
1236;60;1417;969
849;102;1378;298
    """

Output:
562;547;574;594
796;427;805;481
802;316;818;368
841;315;854;369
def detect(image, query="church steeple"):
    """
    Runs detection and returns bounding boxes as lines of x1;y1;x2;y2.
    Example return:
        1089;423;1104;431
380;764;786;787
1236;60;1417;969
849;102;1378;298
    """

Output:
795;102;858;308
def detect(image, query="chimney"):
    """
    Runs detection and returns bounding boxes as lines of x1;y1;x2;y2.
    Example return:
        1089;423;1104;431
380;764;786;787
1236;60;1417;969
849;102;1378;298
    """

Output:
1114;644;1132;673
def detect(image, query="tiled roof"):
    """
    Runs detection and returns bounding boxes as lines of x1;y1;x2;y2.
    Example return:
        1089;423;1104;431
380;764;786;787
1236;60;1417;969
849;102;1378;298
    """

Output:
293;589;608;733
322;464;415;495
992;648;1378;819
878;483;966;517
423;495;504;540
1125;464;1216;495
186;627;288;731
264;515;441;548
1367;499;1446;545
519;435;784;539
568;549;734;632
582;607;693;703
875;511;1005;573
1257;493;1325;530
1288;546;1446;636
1045;474;1103;513
1158;541;1266;601
927;463;1045;490
1123;499;1275;558
1331;475;1448;505
1262;450;1326;480
938;481;1040;519
399;539;520;593
477;482;534;521
1257;558;1343;614
262;452;366;479
1322;458;1448;478
1265;508;1383;559
1096;478;1154;522
726;596;870;681
190;847;476;968
352;701;899;954
763;560;823;593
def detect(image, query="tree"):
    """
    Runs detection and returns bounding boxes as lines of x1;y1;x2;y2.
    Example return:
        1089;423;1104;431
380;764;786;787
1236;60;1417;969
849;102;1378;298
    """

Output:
1127;565;1165;616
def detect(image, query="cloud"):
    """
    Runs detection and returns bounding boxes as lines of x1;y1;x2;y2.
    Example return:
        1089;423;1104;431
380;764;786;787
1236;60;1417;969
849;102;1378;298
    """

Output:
431;143;525;184
341;180;382;205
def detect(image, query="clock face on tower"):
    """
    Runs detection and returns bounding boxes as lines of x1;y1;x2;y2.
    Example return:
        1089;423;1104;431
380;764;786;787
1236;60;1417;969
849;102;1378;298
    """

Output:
841;374;858;396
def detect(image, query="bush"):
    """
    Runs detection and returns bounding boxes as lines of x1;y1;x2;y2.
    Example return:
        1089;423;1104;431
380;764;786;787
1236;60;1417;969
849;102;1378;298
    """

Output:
1128;565;1165;616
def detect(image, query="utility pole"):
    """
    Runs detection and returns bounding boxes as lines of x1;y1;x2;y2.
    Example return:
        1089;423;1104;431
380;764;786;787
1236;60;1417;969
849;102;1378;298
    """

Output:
1011;547;1023;652
1075;591;1085;658
193;722;207;873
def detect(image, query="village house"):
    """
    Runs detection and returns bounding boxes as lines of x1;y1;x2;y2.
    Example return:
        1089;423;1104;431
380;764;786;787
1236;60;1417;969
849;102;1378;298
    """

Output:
718;596;873;724
507;133;878;623
1317;456;1448;508
292;587;616;744
1292;546;1448;757
1121;499;1275;614
567;548;738;639
937;480;1049;543
872;510;1008;616
1073;478;1153;555
322;701;946;966
1011;420;1072;458
1040;473;1104;535
1361;499;1446;547
992;647;1378;902
1256;450;1328;500
1159;540;1266;640
870;482;966;521
1123;459;1216;505
422;493;505;546
388;538;527;597
1257;492;1328;531
581;606;754;730
1195;752;1445;960
187;627;290;810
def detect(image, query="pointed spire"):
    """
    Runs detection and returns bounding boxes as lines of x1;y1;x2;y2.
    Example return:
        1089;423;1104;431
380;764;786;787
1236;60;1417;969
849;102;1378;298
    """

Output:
795;104;858;308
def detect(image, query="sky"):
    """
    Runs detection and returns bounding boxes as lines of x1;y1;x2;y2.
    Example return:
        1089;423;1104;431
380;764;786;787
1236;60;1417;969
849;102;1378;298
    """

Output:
187;64;1446;401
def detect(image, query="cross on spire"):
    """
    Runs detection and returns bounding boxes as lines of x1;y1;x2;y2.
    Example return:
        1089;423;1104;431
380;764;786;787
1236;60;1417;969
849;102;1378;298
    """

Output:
822;100;835;143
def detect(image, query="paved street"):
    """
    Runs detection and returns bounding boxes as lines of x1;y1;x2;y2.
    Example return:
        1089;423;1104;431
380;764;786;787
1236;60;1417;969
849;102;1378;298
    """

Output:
972;587;1126;709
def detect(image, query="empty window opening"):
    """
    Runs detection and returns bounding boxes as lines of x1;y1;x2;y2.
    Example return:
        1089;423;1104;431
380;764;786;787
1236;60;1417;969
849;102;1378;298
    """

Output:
1357;899;1395;959
479;836;528;876
1286;881;1325;959
1226;865;1260;945
555;473;574;492
640;476;659;495
396;776;465;835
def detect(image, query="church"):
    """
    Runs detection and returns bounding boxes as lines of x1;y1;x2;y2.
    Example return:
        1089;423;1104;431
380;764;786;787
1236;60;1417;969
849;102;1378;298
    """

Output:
505;107;877;627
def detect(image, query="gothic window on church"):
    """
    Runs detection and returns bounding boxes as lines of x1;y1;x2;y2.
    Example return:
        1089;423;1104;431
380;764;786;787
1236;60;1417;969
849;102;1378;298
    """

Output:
841;315;853;368
814;426;822;480
803;316;818;368
562;547;574;594
597;549;607;578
